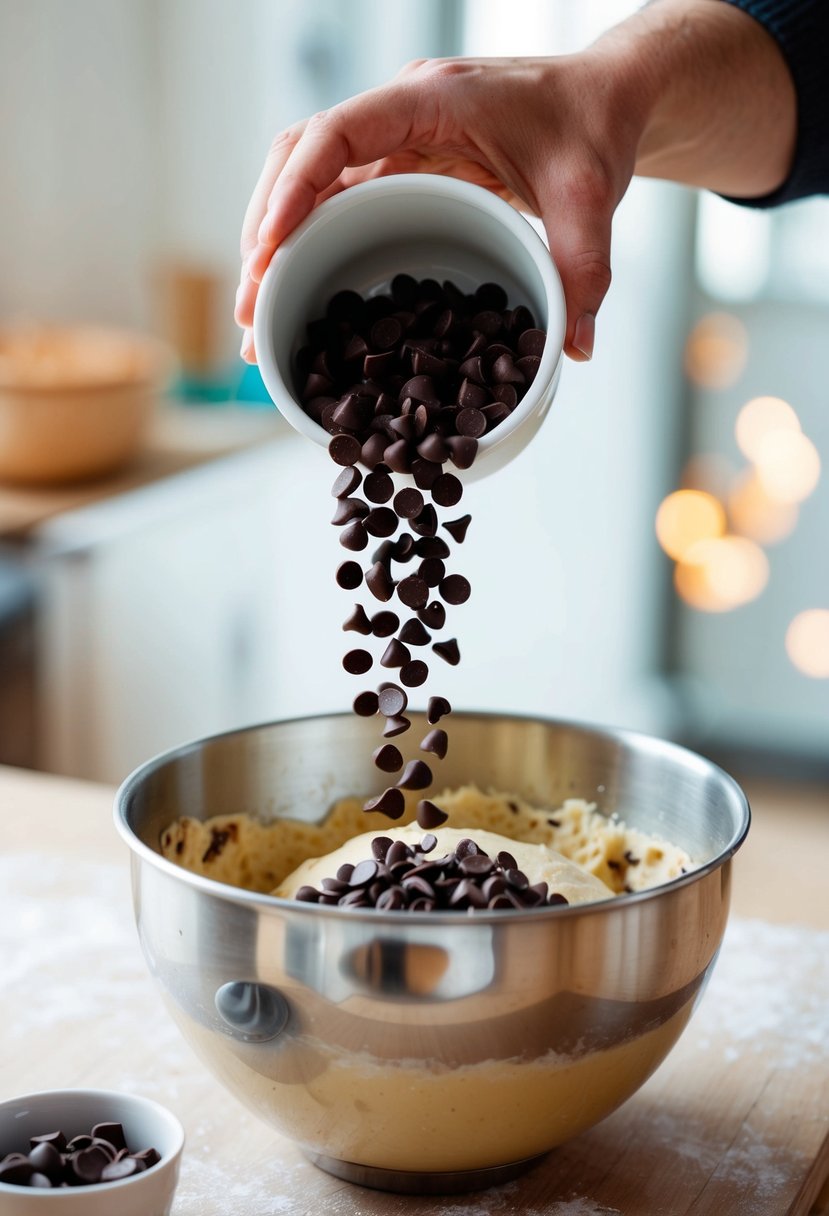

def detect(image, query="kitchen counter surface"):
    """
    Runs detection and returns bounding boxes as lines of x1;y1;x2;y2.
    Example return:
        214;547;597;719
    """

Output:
0;404;286;541
2;763;828;1214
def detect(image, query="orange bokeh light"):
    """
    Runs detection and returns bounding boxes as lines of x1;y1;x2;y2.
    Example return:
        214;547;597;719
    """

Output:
735;395;800;462
728;468;798;545
786;610;829;679
684;313;748;389
674;535;769;612
753;429;821;504
656;490;726;562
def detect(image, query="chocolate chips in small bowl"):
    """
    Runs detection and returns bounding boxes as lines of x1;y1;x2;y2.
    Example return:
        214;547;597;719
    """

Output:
0;1089;184;1210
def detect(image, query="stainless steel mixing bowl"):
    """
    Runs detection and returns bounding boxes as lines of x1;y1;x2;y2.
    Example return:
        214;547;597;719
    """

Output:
114;712;749;1194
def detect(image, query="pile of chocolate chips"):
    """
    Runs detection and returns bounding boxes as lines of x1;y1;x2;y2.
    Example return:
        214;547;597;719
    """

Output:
295;833;570;913
0;1122;160;1188
298;274;546;832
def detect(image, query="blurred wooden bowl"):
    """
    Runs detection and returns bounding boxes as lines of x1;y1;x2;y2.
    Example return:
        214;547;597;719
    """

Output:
0;326;174;485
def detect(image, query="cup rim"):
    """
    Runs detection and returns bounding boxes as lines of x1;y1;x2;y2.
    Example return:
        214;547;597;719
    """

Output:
252;173;565;465
0;1088;184;1195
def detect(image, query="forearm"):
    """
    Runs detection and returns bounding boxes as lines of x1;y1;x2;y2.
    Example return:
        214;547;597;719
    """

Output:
594;0;797;198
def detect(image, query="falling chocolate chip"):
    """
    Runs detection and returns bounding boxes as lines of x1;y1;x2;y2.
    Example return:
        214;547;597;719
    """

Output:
400;659;429;687
373;744;403;772
418;601;446;630
399;618;431;646
439;574;471;605
336;562;364;591
363;788;406;818
342;603;372;633
432;638;460;666
427;695;452;724
377;683;408;717
431;473;463;507
370;610;399;637
383;714;411;738
364;469;394;503
328;434;362;467
331;497;369;526
418;557;445;587
339;519;369;551
366;561;395;601
343;649;373;675
331;466;362;498
443;514;471;543
397;574;429;610
420;728;448;759
380;638;410;668
397;759;433;790
393;487;424;519
353;691;379;716
446;435;478;470
416;800;448;830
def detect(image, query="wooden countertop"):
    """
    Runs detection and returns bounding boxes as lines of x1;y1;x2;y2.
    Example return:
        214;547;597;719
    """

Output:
0;404;285;541
2;763;828;1214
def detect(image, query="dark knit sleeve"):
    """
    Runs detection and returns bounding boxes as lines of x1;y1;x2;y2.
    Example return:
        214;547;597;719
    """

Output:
720;0;829;207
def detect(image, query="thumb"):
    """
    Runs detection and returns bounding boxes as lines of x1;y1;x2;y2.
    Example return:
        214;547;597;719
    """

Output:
541;208;613;362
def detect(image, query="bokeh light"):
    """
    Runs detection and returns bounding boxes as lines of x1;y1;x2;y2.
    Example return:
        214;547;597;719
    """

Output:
684;313;748;389
674;536;769;612
752;429;821;504
728;468;799;545
786;610;829;678
655;490;726;562
735;395;800;462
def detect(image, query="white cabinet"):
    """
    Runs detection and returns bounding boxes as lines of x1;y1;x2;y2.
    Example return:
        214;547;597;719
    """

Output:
34;431;347;784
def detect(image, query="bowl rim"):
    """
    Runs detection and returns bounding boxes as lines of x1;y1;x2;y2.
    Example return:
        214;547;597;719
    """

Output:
113;709;751;924
0;1087;184;1195
0;325;175;393
252;173;566;463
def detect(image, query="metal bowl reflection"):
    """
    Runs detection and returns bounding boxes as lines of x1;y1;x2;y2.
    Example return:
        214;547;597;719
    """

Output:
114;712;749;1194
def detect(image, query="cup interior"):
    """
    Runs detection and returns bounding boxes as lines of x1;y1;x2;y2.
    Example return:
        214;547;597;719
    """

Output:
254;175;565;460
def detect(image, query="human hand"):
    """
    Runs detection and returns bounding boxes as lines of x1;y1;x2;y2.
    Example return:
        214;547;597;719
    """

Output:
235;54;648;365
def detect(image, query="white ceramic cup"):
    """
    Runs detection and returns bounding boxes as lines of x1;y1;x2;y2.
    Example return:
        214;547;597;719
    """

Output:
0;1089;184;1216
253;174;565;481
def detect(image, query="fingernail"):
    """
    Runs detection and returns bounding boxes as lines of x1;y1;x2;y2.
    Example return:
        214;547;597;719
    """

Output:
240;332;253;361
572;313;595;361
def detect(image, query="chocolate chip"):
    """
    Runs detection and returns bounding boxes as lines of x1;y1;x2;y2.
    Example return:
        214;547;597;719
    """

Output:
364;507;398;537
382;439;412;474
415;536;450;559
380;638;410;668
336;562;364;591
373;744;403;772
328;434;362;467
366;561;395;601
361;432;390;469
400;659;429;687
419;601;446;630
432;638;460;666
397;759;433;790
101;1159;139;1181
515;355;540;383
392;532;416;563
456;407;486;438
496;850;517;870
363;788;405;818
443;514;471;543
397;575;429;609
446;435;479;470
331;496;369;526
343;649;372;675
332;466;362;497
418;557;445;587
420;728;448;758
353;690;379;716
410;503;438;538
518;327;546;357
427;695;452;724
364;469;394;503
339;519;369;551
417;799;448;829
492;382;518;408
393;487;424;519
383;714;411;738
411;458;442;490
431;473;463;508
399;618;431;646
417;433;449;464
460;853;494;877
439;574;471;605
370;610;399;637
350;859;379;887
377;683;408;716
370;316;403;351
72;1145;111;1184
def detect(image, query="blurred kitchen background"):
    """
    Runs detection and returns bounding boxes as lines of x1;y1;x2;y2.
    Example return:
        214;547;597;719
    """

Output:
0;0;826;787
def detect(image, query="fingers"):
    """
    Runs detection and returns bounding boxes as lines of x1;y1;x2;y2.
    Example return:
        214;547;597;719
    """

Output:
540;192;614;362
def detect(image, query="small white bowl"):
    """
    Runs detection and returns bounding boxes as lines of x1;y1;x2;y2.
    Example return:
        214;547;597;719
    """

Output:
253;174;565;481
0;1089;184;1215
